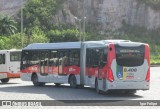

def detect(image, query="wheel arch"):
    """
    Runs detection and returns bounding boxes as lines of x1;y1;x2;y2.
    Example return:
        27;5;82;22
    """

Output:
68;74;75;83
31;72;38;81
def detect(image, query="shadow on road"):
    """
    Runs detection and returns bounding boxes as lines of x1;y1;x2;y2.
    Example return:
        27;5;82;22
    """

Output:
0;82;20;85
0;84;143;100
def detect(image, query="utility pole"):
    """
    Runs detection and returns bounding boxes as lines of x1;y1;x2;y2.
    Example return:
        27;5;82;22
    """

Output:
74;17;82;42
21;0;24;48
82;0;86;41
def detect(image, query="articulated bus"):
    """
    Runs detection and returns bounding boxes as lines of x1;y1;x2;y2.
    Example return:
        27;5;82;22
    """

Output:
20;40;150;94
0;49;21;83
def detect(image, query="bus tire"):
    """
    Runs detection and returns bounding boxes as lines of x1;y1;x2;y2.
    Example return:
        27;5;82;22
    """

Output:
55;83;61;87
32;74;40;86
95;79;101;94
69;75;77;88
1;78;9;83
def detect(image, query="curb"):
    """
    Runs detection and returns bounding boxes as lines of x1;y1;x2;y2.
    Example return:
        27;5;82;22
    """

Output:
150;65;160;67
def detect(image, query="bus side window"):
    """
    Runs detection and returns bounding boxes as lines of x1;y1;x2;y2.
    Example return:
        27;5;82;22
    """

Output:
0;54;5;64
86;49;91;67
92;49;99;67
50;50;58;66
86;48;99;67
99;48;107;67
2;54;5;64
69;49;80;66
28;51;39;66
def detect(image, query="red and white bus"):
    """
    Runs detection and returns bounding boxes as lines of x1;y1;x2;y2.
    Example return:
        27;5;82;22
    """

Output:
20;40;150;93
0;49;21;83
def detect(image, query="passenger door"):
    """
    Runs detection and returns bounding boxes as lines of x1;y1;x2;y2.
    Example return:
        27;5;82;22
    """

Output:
40;51;49;75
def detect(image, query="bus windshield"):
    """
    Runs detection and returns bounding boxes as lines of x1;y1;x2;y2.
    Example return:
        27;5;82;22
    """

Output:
115;45;145;67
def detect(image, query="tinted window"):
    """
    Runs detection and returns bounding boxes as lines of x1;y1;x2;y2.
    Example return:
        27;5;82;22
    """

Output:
10;51;21;61
0;54;5;64
40;51;49;66
99;48;107;67
86;48;99;67
69;49;80;66
115;45;145;67
49;50;59;66
86;48;107;67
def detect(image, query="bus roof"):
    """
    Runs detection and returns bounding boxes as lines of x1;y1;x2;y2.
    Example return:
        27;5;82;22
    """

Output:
101;40;131;44
23;42;82;50
0;49;21;53
23;40;147;50
23;41;107;50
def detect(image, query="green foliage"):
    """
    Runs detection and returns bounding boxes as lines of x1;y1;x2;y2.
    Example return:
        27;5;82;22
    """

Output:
0;26;49;49
84;23;106;41
0;14;17;36
0;36;11;49
0;33;22;49
22;26;49;47
27;26;49;44
48;29;80;42
151;54;160;65
22;0;64;32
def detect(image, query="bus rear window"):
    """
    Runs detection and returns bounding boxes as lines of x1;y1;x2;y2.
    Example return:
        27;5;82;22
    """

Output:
115;45;145;67
10;51;21;61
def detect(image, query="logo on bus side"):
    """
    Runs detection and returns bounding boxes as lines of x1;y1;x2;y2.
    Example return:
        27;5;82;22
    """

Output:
69;68;76;72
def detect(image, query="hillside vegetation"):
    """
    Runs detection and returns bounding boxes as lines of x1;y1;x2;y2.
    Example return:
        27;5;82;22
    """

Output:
141;0;160;9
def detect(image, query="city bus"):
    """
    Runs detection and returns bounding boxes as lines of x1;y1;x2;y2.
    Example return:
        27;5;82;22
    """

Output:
20;40;150;94
0;49;21;83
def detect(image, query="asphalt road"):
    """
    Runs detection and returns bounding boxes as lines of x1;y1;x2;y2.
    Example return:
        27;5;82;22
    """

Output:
0;67;160;100
0;67;159;108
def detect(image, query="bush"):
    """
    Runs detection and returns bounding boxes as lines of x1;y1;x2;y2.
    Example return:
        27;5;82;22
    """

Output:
25;26;49;45
47;29;80;42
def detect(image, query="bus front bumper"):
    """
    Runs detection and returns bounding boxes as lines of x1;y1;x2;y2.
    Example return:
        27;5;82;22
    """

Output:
0;73;7;80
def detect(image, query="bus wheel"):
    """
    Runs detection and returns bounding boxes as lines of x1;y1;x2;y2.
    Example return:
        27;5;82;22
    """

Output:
95;79;100;94
69;75;77;88
55;83;61;87
32;74;40;86
1;78;9;83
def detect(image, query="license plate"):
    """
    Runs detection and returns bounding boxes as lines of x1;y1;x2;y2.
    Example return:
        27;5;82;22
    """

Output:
123;67;134;79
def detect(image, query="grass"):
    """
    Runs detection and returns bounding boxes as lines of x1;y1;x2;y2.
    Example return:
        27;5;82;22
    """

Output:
150;54;160;65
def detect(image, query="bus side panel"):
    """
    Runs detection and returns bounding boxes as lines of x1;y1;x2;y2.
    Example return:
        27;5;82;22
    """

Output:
20;73;32;81
8;61;20;78
0;52;8;72
20;64;40;81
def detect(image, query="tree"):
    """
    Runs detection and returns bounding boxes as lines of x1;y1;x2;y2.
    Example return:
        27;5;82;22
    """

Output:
47;29;80;42
22;26;49;47
0;15;17;36
21;0;64;33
